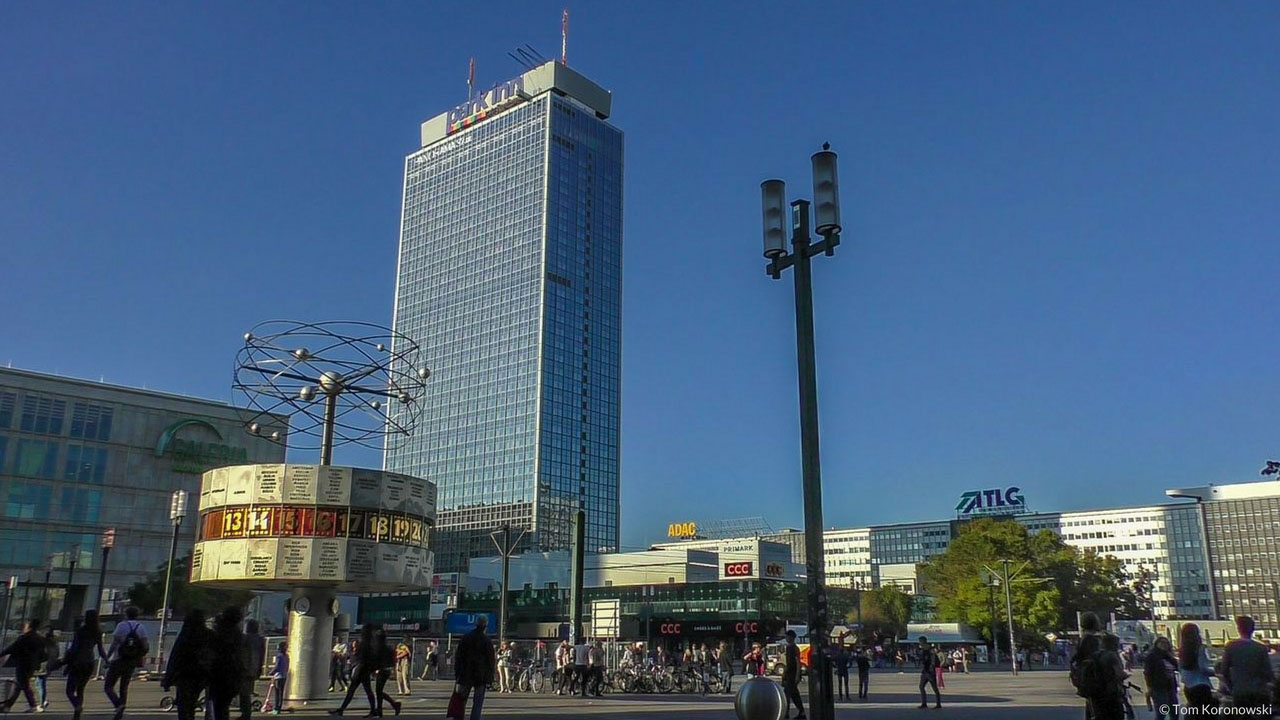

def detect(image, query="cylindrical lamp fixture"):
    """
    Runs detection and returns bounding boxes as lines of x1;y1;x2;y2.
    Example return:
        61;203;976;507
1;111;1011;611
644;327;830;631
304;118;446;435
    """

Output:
761;179;788;258
170;489;188;522
811;148;841;236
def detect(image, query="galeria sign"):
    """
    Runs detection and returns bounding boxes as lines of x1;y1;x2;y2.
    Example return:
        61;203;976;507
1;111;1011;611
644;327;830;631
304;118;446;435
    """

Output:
955;486;1025;515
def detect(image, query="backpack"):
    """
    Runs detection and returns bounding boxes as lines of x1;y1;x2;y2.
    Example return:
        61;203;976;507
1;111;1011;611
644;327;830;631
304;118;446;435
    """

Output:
1071;647;1117;700
118;622;149;662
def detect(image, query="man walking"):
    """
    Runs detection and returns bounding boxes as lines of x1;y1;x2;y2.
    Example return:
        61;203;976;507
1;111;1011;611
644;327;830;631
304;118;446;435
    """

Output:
856;648;871;700
782;630;805;720
588;640;606;697
450;615;496;720
105;606;150;720
1221;615;1273;713
918;636;941;709
240;619;266;720
0;620;46;713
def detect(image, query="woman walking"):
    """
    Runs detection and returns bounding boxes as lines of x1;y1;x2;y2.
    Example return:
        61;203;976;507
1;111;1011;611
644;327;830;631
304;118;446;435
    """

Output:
1178;624;1216;712
330;626;377;716
371;627;402;716
63;611;107;720
162;608;211;720
1144;636;1179;720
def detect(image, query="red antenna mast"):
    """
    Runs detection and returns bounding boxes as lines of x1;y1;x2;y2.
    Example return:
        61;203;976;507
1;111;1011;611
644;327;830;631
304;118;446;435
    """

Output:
467;57;475;100
561;8;569;65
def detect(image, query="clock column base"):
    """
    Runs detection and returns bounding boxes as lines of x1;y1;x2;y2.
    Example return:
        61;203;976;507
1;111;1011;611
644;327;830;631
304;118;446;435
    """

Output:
284;586;339;705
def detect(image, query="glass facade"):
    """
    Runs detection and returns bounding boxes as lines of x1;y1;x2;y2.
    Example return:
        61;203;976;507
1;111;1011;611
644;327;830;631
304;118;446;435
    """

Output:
0;368;285;626
389;84;623;574
1203;498;1280;633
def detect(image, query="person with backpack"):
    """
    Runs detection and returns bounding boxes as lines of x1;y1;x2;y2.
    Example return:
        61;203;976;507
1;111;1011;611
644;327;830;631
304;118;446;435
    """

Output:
105;606;150;720
1143;636;1178;720
1070;612;1125;720
1221;615;1273;712
449;614;496;720
162;608;211;720
0;620;47;713
239;619;266;720
64;611;107;720
918;636;942;709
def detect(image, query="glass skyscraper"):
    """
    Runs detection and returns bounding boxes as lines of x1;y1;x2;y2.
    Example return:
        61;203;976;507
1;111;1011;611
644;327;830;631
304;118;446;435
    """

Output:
388;61;622;573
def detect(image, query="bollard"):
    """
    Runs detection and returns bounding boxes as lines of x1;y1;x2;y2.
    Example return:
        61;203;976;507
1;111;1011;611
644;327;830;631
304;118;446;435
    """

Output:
735;675;785;720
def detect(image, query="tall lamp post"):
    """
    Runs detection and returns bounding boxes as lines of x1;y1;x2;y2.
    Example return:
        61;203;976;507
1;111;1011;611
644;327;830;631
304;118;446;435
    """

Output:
61;543;80;629
760;145;843;720
95;528;115;613
39;556;53;624
155;489;188;675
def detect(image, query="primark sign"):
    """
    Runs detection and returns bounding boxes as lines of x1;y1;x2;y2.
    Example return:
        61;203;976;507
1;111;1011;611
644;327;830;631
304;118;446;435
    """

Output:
447;76;528;134
956;486;1028;516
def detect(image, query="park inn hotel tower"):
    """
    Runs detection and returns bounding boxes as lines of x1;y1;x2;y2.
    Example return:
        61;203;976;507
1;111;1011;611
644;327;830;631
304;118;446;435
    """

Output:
388;61;622;574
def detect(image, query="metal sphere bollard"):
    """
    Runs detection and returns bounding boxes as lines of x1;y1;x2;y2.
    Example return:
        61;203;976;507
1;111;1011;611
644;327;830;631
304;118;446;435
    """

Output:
735;676;785;720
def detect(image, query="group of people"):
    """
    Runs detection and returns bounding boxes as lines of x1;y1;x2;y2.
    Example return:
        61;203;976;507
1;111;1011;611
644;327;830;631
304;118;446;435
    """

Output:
327;624;409;717
551;637;608;696
1070;612;1280;720
161;606;286;720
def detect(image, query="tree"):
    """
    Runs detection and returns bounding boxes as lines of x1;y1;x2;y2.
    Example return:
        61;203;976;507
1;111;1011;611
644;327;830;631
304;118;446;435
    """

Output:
125;554;253;619
918;517;1137;649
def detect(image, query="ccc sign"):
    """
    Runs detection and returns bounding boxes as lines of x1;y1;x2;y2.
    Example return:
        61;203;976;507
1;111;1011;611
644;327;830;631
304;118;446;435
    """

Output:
659;623;682;635
724;562;754;577
735;621;760;634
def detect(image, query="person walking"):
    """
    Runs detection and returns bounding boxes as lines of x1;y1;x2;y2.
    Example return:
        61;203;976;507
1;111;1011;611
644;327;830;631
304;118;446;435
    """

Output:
718;641;734;694
33;626;58;710
104;606;150;720
918;636;942;709
1221;615;1273;713
832;645;850;701
1177;623;1216;711
572;638;590;698
587;640;605;698
0;620;47;713
1070;612;1125;720
933;645;945;689
239;619;266;720
394;638;412;696
63;611;107;720
419;641;439;682
162;608;211;720
554;640;571;695
962;646;970;674
782;630;805;720
371;628;402;717
266;642;289;715
330;625;377;716
207;607;246;720
331;641;349;692
1143;636;1178;720
856;648;871;700
448;615;495;720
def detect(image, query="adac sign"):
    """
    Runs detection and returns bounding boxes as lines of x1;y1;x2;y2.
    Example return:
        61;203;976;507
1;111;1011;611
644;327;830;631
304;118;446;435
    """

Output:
956;486;1026;516
155;419;248;474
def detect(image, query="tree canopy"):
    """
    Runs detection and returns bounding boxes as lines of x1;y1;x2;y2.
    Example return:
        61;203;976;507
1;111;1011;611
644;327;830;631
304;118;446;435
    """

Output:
918;517;1138;649
125;554;253;619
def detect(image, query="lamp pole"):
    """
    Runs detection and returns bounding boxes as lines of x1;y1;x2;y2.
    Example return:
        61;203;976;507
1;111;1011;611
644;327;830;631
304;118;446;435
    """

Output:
1;576;16;649
760;145;843;720
62;543;80;629
95;528;116;613
155;490;188;675
39;556;53;625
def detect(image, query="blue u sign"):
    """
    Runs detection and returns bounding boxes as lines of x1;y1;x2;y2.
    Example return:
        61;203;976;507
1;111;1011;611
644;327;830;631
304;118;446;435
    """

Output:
445;611;498;634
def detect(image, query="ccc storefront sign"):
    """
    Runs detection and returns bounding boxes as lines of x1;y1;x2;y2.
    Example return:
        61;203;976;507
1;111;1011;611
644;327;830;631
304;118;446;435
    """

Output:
659;623;682;635
724;562;754;577
735;621;760;634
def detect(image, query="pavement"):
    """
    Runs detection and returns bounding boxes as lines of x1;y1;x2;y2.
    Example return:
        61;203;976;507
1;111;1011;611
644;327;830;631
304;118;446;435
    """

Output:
6;669;1096;718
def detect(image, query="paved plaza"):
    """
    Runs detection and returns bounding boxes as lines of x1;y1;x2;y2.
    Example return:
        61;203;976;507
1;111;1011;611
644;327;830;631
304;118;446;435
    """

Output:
14;669;1098;719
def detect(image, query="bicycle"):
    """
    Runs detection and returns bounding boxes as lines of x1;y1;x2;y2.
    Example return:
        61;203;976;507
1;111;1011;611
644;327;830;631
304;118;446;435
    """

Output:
514;662;547;693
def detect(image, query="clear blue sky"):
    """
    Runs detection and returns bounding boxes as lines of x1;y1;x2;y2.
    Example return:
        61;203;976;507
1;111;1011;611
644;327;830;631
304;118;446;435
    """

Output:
3;2;1278;551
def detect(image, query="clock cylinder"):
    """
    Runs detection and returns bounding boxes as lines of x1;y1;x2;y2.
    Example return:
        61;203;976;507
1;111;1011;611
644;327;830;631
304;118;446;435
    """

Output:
286;586;338;703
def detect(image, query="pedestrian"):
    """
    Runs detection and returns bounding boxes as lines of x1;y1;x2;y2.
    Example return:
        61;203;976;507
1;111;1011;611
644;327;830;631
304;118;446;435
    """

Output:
856;648;870;700
554;640;571;694
497;641;512;693
330;626;377;716
781;630;805;720
743;642;765;678
1069;611;1125;720
832;644;850;701
1143;636;1177;720
588;640;605;697
447;615;495;720
370;628;402;717
918;636;941;709
35;626;58;710
1221;615;1272;713
162;608;211;720
104;605;150;720
344;640;358;687
0;620;47;713
63;611;107;720
933;645;945;688
331;640;348;692
239;619;266;720
394;637;412;696
1173;624;1213;711
207;607;246;720
962;646;970;674
419;641;439;682
718;641;734;693
264;642;288;715
655;646;668;669
573;638;590;697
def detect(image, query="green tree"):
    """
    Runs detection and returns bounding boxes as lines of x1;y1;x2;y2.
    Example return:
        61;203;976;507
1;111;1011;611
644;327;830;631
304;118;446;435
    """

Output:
125;554;253;619
919;517;1137;649
849;585;914;641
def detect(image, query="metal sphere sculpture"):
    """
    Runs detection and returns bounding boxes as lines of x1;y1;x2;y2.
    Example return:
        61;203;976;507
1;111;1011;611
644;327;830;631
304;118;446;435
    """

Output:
233;320;430;457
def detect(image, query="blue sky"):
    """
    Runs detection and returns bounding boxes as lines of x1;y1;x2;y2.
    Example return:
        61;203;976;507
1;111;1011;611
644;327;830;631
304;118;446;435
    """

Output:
3;2;1278;551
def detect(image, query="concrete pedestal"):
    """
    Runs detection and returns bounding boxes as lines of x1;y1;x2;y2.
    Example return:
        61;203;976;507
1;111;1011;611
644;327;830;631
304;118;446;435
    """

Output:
285;586;337;705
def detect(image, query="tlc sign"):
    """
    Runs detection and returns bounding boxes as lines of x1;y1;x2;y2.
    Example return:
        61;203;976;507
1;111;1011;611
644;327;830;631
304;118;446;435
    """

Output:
447;77;527;134
724;562;754;577
956;486;1026;515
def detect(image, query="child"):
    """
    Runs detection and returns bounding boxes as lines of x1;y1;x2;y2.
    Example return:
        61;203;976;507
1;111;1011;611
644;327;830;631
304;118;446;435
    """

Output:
268;642;289;714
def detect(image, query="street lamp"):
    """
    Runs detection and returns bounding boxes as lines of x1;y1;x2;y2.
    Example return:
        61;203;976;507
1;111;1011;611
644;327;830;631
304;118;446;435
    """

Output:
155;489;188;674
39;555;53;624
95;528;115;613
760;144;843;720
62;543;80;629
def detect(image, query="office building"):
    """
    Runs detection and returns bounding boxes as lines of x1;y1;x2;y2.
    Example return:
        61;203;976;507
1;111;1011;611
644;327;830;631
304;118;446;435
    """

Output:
0;367;286;625
387;60;623;573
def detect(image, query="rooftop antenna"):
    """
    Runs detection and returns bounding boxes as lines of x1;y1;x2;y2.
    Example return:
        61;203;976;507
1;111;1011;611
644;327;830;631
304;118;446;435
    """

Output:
507;50;535;71
523;44;547;63
467;57;475;100
561;8;569;65
515;47;541;67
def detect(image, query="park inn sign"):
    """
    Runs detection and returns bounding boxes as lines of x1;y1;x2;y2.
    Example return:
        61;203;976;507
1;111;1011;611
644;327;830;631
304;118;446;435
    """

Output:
956;486;1028;516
